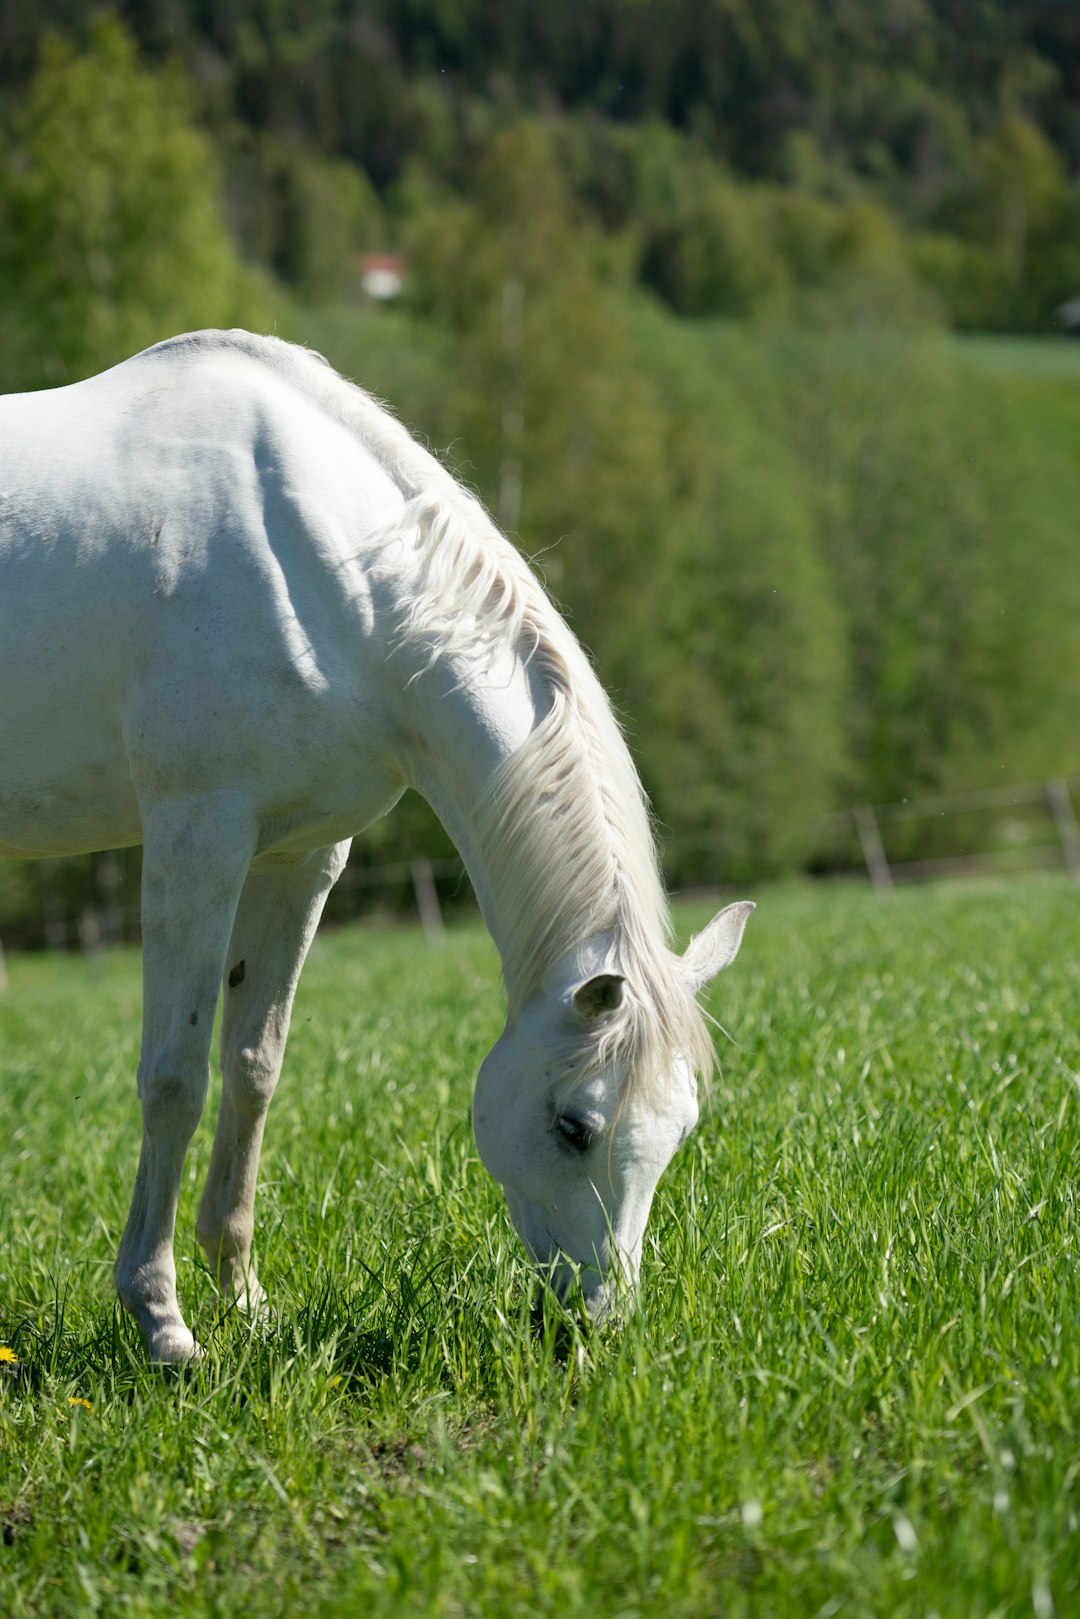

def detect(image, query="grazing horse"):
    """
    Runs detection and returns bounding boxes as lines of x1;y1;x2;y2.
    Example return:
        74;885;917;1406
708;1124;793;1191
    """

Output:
0;332;752;1361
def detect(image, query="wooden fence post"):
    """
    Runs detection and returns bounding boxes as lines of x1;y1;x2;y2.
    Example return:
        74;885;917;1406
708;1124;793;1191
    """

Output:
853;805;894;896
411;859;445;942
1046;778;1080;881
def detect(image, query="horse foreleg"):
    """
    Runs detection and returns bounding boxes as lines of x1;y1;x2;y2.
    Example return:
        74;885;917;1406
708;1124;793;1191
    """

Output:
115;798;256;1362
196;841;350;1317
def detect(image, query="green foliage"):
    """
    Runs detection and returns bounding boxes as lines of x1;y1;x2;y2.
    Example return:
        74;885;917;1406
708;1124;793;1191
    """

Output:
322;252;1079;880
0;16;274;391
2;881;1079;1614
398;123;679;607
0;863;37;936
387;126;853;878
622;440;850;883
639;173;788;319
638;175;919;323
1;13;1079;909
917;115;1080;331
10;3;1080;332
673;319;1080;831
228;131;385;304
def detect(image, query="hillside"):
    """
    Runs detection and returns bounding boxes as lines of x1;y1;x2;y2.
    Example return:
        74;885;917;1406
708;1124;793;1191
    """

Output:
1;6;1079;934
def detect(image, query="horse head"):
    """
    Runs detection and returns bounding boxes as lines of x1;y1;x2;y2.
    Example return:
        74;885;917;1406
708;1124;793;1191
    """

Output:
473;900;753;1319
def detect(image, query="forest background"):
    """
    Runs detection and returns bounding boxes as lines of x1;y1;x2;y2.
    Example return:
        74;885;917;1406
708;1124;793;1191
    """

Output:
2;1;1080;939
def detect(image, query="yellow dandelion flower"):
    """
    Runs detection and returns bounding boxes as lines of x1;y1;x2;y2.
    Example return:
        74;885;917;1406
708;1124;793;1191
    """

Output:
67;1396;92;1412
0;1346;17;1365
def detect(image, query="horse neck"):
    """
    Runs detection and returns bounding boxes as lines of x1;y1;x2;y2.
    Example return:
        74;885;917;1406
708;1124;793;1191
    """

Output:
398;641;667;1016
365;496;670;1016
399;645;550;978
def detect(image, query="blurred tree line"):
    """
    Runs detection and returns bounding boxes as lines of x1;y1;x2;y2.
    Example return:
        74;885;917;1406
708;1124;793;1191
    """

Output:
6;1;1080;329
1;8;1079;939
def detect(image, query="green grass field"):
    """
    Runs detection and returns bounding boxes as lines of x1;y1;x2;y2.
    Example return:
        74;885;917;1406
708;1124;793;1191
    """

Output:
1;877;1078;1617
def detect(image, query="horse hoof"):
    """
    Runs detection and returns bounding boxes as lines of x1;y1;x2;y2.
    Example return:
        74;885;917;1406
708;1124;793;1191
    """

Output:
147;1324;202;1364
214;1275;267;1321
235;1278;267;1318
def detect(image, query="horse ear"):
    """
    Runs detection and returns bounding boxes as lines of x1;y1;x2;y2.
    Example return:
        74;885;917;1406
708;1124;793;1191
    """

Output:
572;973;626;1019
681;902;755;992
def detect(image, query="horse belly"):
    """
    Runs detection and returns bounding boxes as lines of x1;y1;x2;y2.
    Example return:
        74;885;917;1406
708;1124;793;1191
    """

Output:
0;622;142;857
0;788;140;860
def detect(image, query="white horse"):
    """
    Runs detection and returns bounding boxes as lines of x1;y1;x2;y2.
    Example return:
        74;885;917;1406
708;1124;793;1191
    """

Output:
0;331;752;1361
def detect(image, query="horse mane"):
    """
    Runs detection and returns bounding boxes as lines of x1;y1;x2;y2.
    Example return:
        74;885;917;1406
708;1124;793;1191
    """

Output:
140;330;717;1099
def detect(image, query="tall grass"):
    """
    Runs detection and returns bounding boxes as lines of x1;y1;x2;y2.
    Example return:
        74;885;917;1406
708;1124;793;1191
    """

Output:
2;878;1078;1616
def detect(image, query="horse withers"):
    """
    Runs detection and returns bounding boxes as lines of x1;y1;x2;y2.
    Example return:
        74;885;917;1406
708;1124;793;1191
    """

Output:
0;331;752;1359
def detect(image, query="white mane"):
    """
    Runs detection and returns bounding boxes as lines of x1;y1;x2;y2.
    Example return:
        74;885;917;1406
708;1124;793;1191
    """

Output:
140;331;716;1097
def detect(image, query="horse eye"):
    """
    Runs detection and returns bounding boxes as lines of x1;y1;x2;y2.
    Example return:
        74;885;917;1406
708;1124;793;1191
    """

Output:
555;1114;596;1152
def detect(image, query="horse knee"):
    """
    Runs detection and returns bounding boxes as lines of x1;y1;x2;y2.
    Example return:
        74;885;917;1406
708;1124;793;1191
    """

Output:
137;1060;208;1138
221;1042;279;1117
197;1208;253;1261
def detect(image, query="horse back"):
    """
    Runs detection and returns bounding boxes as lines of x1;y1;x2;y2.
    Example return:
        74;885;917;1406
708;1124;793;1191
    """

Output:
0;341;408;859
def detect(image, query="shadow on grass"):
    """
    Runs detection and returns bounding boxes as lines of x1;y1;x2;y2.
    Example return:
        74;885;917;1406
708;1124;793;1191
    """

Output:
0;1234;609;1410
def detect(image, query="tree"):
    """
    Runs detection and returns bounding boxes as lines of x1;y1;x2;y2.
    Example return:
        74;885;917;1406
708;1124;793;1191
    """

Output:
401;122;678;628
0;16;278;943
736;321;1072;811
0;16;274;392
